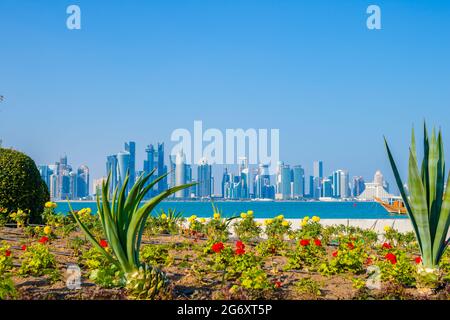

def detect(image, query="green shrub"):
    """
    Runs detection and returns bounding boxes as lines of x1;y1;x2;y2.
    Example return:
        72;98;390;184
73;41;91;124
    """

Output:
0;148;49;223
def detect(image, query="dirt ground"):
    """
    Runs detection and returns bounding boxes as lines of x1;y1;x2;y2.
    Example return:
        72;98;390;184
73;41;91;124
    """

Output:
1;226;449;300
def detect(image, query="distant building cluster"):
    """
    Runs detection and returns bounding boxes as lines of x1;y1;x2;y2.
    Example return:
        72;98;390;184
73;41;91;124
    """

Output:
38;155;89;200
38;141;392;202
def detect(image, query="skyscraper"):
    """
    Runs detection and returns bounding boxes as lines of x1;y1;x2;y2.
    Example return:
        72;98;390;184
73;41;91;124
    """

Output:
341;171;350;198
157;143;168;193
77;165;89;198
313;160;323;180
292;165;305;198
332;170;342;198
175;149;186;198
38;165;52;189
221;167;231;198
117;151;130;191
106;155;118;194
321;177;333;197
313;160;323;198
124;141;136;188
239;157;250;199
197;157;212;198
352;176;365;197
254;164;274;199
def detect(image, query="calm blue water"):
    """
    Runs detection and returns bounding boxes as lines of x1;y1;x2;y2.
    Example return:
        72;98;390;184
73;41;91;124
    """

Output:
55;201;407;220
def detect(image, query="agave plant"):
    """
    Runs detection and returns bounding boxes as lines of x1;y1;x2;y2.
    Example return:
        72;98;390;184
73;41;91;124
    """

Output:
69;170;194;299
384;124;450;271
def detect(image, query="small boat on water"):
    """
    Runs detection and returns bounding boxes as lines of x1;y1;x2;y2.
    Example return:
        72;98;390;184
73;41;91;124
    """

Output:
374;197;407;214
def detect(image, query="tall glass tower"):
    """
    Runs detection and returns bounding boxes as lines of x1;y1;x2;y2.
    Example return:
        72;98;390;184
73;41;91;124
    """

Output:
124;141;136;188
106;155;118;195
292;165;305;198
175;149;186;198
117;151;130;192
197;158;212;198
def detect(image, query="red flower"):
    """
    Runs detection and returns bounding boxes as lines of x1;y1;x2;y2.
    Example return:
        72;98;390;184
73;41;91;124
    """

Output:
21;245;27;251
235;241;245;255
300;239;310;246
5;250;11;257
314;239;322;246
236;241;245;250
365;257;373;265
385;252;397;264
332;250;338;257
347;242;355;250
382;242;392;249
38;236;49;244
415;256;422;264
212;242;224;253
274;281;282;288
99;239;108;248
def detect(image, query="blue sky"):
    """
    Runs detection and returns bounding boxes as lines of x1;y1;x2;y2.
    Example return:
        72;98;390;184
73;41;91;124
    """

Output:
1;0;450;191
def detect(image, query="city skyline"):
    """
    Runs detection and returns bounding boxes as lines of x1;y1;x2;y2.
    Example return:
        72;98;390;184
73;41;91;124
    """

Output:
37;139;392;201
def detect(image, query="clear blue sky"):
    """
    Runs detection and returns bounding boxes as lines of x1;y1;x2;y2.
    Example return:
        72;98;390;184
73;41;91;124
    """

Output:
1;0;450;191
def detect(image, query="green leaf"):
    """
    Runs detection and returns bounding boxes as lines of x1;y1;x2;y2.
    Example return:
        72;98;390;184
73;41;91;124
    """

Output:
408;147;433;267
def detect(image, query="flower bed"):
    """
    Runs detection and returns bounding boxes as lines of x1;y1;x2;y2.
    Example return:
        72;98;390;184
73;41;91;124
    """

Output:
1;208;449;300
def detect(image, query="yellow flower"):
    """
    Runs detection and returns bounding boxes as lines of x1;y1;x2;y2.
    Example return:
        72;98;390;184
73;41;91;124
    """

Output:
200;218;206;223
188;215;197;222
282;221;290;227
312;216;320;222
303;216;310;222
44;226;52;235
213;213;221;220
276;214;284;220
300;220;308;227
247;210;254;216
384;225;391;232
45;202;53;208
240;212;247;219
34;226;41;233
264;219;273;225
85;208;92;214
160;213;167;220
78;208;86;215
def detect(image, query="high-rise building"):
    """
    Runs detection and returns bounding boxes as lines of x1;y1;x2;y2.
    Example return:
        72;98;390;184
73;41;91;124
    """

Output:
338;170;350;198
69;171;77;199
157;143;168;193
49;173;58;199
292;165;305;198
221;167;231;198
169;154;176;189
276;162;291;199
38;165;51;188
124;141;136;188
254;164;274;199
313;160;323;179
332;170;343;198
175;149;186;198
238;157;250;199
117;151;130;191
93;177;107;196
352;176;366;197
321;177;333;197
144;144;155;188
77;165;89;198
197;157;212;198
313;160;323;198
106;155;118;194
333;170;350;198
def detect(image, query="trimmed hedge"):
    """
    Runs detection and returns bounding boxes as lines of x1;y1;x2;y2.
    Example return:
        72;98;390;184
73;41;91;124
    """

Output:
0;148;49;223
